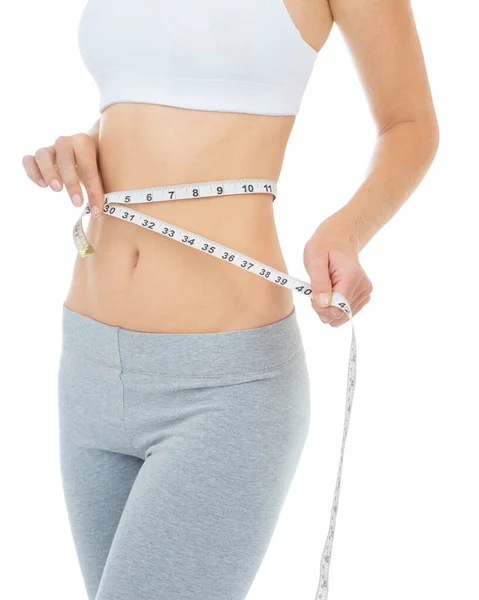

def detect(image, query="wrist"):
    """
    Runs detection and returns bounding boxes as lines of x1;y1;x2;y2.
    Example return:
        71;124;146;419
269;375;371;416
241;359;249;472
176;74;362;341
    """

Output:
313;211;361;255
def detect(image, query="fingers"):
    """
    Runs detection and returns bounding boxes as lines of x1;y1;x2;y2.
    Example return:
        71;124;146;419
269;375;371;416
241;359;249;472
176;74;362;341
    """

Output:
307;251;333;308
329;289;371;327
306;249;345;322
31;146;63;191
326;275;373;327
308;251;358;323
304;241;373;327
311;295;349;324
21;154;49;188
54;136;84;207
22;133;104;216
72;133;104;218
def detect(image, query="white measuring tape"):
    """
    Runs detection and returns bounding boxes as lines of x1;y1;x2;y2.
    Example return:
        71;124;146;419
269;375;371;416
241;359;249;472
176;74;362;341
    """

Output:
73;178;357;600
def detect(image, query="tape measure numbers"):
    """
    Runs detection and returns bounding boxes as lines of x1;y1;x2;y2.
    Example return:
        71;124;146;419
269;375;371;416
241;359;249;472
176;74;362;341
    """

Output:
72;178;357;600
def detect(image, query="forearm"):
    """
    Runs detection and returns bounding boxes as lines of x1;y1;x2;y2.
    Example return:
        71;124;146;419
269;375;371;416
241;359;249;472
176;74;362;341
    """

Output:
324;118;439;253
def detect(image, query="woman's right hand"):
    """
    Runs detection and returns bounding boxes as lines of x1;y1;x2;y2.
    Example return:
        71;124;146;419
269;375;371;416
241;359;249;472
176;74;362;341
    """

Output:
22;132;104;218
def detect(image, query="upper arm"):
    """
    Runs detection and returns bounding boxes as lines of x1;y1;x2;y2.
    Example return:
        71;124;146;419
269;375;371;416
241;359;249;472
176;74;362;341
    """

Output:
328;0;438;135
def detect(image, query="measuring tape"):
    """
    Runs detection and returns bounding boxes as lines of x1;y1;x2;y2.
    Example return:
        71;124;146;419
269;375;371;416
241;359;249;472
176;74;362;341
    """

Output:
73;178;357;600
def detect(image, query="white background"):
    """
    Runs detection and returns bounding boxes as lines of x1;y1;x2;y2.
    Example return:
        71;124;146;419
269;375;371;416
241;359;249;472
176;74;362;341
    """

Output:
2;1;478;599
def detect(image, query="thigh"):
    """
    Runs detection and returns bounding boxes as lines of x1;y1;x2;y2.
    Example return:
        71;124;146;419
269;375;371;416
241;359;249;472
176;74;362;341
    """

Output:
60;441;144;600
58;340;145;600
95;351;310;600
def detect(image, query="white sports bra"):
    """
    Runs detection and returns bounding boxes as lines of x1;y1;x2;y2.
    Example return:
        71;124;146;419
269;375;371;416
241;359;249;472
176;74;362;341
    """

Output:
78;0;319;116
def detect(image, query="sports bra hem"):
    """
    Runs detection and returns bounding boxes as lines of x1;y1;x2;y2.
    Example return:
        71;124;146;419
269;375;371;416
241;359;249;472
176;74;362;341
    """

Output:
96;70;308;116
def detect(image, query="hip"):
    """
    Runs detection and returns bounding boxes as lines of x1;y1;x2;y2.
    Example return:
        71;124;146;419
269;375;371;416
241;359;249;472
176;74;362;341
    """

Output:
59;302;310;459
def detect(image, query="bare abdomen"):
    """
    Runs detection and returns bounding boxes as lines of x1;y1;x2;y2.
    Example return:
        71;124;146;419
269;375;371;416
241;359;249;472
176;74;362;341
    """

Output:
65;103;296;332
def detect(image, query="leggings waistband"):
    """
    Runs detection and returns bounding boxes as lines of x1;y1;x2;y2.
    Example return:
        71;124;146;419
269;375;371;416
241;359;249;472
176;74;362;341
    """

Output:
61;304;304;377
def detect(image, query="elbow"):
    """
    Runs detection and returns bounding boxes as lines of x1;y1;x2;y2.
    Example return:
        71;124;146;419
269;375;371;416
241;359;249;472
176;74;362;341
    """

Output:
420;112;440;163
413;105;440;164
379;113;440;166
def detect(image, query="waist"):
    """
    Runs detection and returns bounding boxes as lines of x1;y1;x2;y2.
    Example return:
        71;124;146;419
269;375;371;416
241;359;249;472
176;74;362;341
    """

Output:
66;105;296;332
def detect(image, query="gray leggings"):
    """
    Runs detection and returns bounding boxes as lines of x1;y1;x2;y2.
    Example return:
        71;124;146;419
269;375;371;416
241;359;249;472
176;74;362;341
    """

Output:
58;305;311;600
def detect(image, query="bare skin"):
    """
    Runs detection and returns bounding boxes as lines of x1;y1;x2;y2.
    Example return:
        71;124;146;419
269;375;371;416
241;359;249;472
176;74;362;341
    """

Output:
23;0;439;333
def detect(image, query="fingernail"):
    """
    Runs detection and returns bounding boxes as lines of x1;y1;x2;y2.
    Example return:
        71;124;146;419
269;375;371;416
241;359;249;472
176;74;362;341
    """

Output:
91;205;100;218
71;194;82;207
38;179;48;188
51;179;62;191
317;293;331;307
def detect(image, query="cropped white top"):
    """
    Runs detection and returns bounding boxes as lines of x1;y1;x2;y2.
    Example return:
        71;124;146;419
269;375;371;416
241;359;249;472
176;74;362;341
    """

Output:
78;0;319;116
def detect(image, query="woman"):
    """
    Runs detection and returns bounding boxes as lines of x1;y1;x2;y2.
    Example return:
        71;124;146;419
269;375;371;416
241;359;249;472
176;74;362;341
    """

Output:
22;1;438;599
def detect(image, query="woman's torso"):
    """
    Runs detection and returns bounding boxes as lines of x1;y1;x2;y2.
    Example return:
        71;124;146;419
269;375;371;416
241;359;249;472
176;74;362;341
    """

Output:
65;0;334;333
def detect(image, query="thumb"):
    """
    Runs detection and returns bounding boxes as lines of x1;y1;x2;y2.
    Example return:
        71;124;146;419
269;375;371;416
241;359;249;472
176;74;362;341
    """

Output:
308;251;332;308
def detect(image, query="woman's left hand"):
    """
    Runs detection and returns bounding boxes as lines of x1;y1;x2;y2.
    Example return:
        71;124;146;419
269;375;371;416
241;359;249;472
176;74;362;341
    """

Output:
303;215;373;327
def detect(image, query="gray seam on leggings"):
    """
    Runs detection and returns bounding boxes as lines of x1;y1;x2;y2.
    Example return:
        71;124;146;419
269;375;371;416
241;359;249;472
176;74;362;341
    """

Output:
116;326;143;457
62;348;304;378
